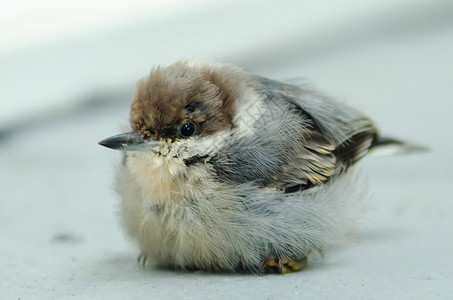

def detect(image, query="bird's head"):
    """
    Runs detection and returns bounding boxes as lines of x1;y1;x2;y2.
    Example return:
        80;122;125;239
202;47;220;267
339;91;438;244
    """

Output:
99;61;249;161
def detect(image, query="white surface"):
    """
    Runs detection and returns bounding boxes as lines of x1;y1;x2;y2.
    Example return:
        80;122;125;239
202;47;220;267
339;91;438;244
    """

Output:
1;1;453;299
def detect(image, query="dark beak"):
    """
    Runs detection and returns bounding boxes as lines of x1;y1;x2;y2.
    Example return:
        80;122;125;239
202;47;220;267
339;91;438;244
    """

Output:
98;131;161;151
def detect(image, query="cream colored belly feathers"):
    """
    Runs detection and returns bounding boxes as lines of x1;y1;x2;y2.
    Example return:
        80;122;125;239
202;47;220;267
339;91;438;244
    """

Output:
116;151;251;271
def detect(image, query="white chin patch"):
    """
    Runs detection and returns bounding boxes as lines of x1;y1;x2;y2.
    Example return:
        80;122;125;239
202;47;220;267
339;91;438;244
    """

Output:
170;129;233;159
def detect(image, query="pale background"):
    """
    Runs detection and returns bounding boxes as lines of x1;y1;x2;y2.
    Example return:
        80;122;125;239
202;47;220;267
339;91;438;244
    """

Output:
1;0;452;299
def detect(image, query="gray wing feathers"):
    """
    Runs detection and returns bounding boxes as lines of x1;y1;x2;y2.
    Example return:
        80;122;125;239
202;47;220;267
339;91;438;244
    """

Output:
212;77;378;190
257;77;378;189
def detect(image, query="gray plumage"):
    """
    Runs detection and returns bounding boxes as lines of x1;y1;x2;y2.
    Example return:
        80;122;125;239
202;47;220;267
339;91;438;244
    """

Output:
212;76;377;191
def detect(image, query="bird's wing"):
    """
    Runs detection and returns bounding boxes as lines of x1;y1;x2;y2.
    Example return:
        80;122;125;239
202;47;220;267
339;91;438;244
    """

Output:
256;77;378;192
270;118;377;193
211;77;378;192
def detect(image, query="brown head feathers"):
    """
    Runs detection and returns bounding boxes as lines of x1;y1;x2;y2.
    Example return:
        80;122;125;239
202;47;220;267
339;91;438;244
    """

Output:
129;61;239;140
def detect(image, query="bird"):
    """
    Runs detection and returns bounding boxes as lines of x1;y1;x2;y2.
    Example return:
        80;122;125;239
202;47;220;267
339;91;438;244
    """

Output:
99;60;423;274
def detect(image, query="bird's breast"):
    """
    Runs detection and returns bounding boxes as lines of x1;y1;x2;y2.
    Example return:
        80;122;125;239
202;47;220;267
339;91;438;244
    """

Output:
125;152;187;206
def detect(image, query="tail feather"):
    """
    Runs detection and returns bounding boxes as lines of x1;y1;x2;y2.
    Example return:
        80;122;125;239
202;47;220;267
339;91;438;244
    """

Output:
369;136;429;156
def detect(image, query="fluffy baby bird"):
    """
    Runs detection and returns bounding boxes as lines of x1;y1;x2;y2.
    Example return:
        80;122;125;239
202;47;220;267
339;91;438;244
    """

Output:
99;60;406;274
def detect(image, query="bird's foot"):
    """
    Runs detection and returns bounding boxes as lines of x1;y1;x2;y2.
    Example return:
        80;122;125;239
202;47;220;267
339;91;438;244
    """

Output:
259;255;308;274
137;254;148;267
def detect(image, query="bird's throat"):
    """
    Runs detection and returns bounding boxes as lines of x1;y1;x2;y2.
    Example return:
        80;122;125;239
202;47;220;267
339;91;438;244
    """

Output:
126;152;187;206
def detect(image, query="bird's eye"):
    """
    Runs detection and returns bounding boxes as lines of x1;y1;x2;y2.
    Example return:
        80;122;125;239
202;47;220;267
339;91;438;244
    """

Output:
178;122;197;138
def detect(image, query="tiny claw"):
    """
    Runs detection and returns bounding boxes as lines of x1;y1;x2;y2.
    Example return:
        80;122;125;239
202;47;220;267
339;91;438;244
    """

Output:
258;257;271;274
137;254;148;267
277;259;285;275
